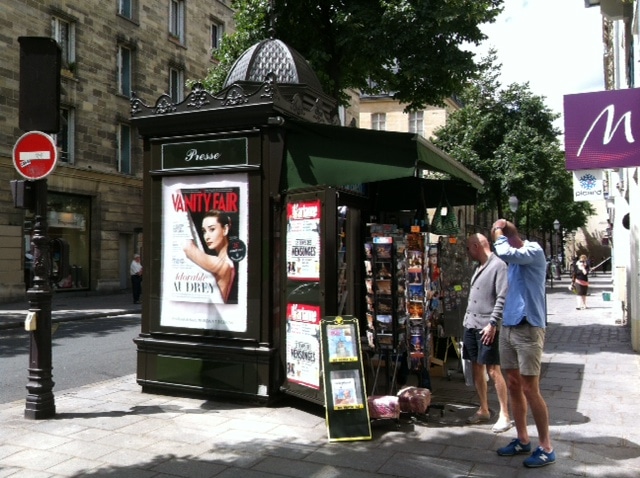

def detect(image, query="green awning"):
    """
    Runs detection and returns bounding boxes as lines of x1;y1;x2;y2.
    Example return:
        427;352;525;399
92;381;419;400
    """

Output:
372;177;478;210
283;120;484;191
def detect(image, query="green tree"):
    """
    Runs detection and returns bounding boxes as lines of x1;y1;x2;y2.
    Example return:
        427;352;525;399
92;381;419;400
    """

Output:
192;0;504;109
192;0;270;92
433;52;593;235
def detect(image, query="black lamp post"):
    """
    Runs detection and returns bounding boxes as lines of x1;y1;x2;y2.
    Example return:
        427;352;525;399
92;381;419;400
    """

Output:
24;180;56;419
553;219;561;280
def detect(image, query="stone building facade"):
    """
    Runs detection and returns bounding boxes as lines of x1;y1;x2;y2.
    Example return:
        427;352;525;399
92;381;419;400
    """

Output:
358;94;477;233
359;95;459;141
0;1;235;302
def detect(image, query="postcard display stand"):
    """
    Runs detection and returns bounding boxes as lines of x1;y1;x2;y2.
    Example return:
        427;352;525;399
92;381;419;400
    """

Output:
430;236;473;377
364;227;469;392
365;228;402;394
321;315;372;442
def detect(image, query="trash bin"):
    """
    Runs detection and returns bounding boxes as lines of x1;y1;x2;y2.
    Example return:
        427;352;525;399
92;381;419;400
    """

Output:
602;292;611;301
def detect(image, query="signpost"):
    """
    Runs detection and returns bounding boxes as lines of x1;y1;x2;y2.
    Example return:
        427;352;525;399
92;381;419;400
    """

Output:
12;131;58;419
13;131;58;180
16;37;61;421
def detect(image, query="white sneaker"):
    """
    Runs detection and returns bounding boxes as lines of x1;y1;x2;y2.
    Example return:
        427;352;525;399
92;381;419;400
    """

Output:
491;417;514;434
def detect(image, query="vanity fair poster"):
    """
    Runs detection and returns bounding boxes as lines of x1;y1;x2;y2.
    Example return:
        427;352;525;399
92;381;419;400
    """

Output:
160;174;248;331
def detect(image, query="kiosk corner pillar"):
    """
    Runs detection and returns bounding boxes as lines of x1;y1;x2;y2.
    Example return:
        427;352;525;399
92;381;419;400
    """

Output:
24;179;56;420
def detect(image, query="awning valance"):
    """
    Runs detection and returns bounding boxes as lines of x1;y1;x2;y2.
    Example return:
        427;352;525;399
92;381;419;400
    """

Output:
283;120;484;191
371;177;478;210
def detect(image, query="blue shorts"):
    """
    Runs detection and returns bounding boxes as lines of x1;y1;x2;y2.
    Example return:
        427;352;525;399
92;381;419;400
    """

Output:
462;327;501;366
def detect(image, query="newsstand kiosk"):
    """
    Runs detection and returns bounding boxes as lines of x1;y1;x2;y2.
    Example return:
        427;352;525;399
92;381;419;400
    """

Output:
131;39;482;406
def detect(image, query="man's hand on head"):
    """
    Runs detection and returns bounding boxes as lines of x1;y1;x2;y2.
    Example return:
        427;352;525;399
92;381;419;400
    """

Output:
491;219;508;241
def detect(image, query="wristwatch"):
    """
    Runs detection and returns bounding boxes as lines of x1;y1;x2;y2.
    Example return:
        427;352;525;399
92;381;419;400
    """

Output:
489;319;498;328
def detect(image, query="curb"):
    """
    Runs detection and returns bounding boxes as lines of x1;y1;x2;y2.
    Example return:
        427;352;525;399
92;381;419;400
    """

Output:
0;308;140;330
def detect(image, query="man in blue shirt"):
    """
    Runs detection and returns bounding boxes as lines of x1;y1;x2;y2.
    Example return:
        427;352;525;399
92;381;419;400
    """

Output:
491;219;556;468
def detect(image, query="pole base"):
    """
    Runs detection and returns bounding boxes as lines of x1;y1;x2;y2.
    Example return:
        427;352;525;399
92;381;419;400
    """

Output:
24;392;56;420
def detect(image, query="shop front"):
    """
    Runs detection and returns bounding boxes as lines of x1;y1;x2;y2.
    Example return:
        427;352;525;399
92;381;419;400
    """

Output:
23;192;91;291
131;38;482;405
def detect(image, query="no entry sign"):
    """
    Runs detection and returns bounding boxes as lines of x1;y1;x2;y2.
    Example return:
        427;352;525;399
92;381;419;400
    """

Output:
13;131;58;180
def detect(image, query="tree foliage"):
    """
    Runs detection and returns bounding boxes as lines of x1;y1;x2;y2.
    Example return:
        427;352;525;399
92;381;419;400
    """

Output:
190;0;270;92
192;0;504;110
433;52;593;235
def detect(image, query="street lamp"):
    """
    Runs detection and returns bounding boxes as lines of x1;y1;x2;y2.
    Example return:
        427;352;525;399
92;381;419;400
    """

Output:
553;219;561;280
508;195;519;225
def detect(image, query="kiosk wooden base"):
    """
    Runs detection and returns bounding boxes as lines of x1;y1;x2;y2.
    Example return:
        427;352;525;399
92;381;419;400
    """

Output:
135;336;278;403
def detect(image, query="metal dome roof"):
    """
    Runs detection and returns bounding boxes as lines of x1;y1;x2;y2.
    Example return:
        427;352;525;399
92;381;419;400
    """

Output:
223;39;323;91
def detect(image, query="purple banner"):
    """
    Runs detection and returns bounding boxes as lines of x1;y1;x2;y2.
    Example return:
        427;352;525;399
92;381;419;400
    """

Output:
564;88;640;170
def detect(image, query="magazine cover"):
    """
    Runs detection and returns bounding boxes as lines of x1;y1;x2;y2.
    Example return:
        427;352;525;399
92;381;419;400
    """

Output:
286;303;321;389
326;323;357;362
330;370;364;410
160;175;248;332
286;200;321;281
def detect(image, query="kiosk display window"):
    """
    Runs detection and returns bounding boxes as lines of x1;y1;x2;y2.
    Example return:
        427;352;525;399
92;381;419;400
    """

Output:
284;198;323;393
281;189;366;404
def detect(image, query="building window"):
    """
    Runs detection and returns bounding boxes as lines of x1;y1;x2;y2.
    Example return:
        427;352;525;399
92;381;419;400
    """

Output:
54;107;75;164
169;0;185;43
169;67;184;103
118;45;132;97
211;20;224;50
118;124;132;174
372;113;386;131
118;0;135;20
52;16;75;69
409;111;424;135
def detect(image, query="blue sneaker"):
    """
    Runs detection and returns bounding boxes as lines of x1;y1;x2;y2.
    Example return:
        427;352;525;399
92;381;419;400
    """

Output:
497;438;532;456
523;446;556;468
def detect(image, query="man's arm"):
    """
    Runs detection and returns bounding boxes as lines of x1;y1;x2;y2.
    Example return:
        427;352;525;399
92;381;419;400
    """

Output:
491;219;507;242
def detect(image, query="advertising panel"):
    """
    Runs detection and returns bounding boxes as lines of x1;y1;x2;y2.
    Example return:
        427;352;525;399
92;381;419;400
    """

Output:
286;200;321;281
285;198;322;390
285;303;321;389
572;169;604;202
564;88;640;170
160;174;248;331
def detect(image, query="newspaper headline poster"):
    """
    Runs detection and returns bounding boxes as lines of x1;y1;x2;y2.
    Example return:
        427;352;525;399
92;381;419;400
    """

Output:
286;303;321;389
160;174;248;331
286;200;321;281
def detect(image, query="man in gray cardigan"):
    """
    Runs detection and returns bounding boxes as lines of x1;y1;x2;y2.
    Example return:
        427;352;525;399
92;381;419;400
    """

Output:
463;233;513;433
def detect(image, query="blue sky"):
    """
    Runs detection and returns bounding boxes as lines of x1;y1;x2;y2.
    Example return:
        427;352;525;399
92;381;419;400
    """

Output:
473;1;605;132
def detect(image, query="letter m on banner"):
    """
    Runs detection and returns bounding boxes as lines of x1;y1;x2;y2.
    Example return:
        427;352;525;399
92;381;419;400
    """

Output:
564;88;640;170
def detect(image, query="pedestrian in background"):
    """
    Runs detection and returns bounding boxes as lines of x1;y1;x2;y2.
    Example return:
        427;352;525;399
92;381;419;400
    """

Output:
491;219;556;468
130;253;143;304
571;254;590;310
462;233;513;434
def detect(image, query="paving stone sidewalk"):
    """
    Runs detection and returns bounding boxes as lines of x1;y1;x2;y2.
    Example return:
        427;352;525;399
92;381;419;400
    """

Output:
1;273;639;477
